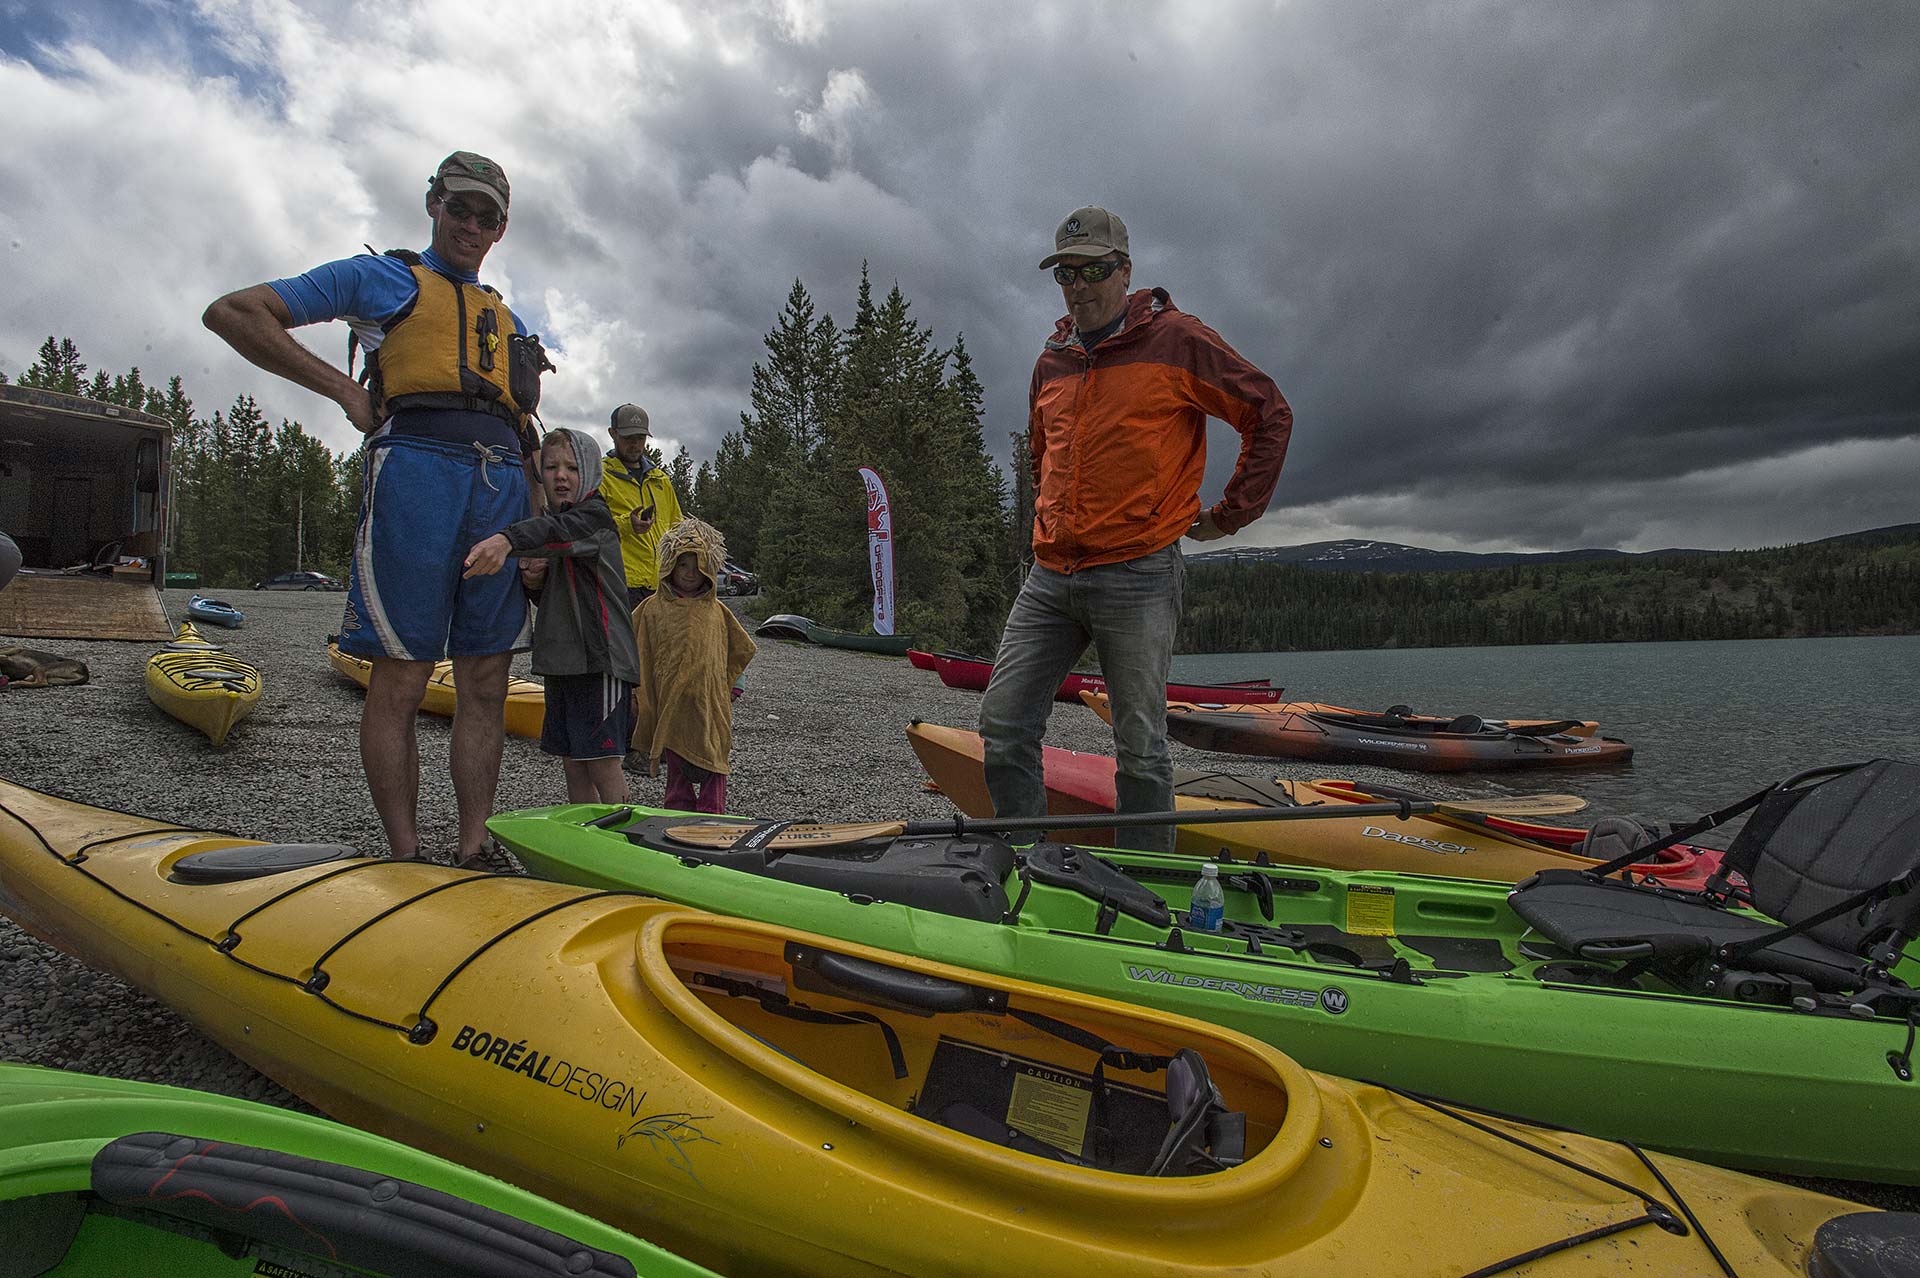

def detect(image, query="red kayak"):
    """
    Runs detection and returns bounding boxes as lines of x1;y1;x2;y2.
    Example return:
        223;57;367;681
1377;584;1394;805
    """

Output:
905;721;1724;889
917;650;1286;704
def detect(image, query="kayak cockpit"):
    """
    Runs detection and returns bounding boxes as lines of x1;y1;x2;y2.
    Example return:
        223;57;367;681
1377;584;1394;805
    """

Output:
638;912;1303;1188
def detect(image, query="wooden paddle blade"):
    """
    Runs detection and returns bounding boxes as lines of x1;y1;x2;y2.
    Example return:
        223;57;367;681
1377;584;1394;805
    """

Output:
665;821;909;850
1434;795;1589;817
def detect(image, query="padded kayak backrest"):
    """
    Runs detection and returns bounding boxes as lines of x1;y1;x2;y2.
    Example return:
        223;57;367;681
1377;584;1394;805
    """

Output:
1149;1048;1246;1176
1725;759;1920;955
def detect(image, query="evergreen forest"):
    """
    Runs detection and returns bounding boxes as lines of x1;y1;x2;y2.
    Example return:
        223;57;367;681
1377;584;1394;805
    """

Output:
1179;530;1920;653
11;327;1915;658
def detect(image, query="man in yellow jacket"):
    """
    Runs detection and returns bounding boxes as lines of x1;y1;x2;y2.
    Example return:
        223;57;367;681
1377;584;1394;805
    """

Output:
602;404;684;610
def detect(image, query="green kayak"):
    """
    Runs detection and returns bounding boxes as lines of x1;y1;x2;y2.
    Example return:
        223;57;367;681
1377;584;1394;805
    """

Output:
489;758;1920;1184
0;1062;716;1278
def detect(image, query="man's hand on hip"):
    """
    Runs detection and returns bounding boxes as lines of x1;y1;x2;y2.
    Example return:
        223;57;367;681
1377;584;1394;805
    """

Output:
340;386;380;435
1186;510;1228;542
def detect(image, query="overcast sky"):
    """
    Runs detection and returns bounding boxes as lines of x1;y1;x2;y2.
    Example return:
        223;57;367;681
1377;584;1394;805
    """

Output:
2;0;1914;553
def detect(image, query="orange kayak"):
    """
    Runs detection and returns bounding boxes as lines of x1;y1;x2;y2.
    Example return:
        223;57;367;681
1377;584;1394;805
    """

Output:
907;721;1716;887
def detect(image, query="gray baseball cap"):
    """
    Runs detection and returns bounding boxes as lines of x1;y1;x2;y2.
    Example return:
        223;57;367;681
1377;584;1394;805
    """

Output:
610;404;651;436
1039;206;1129;268
434;151;510;214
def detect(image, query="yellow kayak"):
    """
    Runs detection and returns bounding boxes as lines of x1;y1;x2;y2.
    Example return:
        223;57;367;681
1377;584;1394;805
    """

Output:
327;639;546;739
144;622;260;747
0;776;1896;1278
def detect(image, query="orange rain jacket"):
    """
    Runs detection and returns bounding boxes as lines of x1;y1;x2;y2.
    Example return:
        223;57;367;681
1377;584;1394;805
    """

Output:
1028;287;1293;573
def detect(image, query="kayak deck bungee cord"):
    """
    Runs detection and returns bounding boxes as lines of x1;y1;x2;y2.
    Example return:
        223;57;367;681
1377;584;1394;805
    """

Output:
144;622;260;747
487;774;1920;1185
0;777;1910;1276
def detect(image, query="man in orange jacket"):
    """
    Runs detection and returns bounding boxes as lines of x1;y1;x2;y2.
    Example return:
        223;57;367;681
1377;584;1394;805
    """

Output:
981;206;1293;852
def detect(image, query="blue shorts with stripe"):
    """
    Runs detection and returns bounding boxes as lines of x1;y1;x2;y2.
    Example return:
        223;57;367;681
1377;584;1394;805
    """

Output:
540;673;635;760
338;433;531;662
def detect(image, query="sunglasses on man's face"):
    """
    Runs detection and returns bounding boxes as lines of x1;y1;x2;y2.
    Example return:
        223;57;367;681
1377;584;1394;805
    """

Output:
1053;258;1124;285
439;198;504;231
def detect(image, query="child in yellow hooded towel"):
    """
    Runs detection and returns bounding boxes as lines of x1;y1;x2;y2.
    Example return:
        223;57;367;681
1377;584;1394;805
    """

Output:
630;517;757;812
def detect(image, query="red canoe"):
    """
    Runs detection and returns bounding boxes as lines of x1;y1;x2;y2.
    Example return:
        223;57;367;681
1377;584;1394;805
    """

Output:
905;720;1722;889
916;650;1285;704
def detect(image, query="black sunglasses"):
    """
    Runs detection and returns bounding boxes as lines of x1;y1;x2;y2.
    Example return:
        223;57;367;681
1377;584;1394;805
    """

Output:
1052;258;1124;285
438;197;504;231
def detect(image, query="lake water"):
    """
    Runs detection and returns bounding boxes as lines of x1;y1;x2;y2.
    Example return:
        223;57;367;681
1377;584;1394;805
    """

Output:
1173;635;1920;836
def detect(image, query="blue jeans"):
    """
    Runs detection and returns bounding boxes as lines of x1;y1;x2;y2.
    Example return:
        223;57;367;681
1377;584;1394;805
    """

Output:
979;543;1185;852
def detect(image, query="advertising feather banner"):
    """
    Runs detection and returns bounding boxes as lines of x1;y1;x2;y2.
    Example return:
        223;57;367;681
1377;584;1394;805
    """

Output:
858;466;896;635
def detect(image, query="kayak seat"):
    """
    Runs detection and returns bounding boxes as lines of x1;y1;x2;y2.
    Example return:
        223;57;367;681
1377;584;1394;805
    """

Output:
1508;874;1869;990
914;1037;1242;1176
1444;714;1485;735
1174;770;1299;807
1020;844;1172;927
1509;759;1920;1002
1150;1048;1246;1175
1573;816;1670;863
171;842;366;883
626;816;1014;923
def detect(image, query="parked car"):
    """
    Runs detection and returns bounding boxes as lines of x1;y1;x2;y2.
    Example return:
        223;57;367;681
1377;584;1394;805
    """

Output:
255;569;344;591
717;561;759;596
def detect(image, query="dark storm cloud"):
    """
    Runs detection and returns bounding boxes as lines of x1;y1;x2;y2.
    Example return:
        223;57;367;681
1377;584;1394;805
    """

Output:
2;1;1913;552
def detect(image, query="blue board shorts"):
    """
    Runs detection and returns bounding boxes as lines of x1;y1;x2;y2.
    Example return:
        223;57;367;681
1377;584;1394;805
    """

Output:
541;673;635;760
338;434;531;662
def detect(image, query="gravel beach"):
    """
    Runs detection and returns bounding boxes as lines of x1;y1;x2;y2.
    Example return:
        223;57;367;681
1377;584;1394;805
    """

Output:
1;587;1910;1212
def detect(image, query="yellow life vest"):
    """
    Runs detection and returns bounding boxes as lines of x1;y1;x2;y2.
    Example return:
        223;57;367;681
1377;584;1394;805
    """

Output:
368;262;525;425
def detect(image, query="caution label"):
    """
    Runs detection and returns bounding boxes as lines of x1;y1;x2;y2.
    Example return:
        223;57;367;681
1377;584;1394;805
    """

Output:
1346;883;1397;935
1007;1068;1093;1155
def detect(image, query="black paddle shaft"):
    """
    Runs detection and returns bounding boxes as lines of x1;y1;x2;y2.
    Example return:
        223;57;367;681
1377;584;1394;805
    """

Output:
900;798;1438;838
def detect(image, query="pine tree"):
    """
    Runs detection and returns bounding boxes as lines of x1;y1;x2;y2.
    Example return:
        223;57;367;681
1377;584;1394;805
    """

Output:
939;334;1015;648
667;449;697;516
18;336;87;394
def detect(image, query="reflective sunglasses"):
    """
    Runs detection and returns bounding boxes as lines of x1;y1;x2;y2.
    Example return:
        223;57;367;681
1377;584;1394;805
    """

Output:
439;197;504;231
1052;258;1124;285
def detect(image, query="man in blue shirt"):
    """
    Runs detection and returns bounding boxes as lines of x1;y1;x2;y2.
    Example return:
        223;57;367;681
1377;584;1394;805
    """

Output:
204;150;536;866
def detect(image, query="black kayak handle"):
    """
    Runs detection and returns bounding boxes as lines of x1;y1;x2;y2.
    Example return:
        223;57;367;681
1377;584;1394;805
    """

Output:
92;1131;637;1278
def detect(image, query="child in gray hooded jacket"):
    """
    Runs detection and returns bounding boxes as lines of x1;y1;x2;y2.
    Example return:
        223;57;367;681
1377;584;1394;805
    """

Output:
464;427;639;803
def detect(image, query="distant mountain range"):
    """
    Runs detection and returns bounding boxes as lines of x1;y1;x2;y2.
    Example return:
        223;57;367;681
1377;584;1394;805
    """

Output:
1191;523;1920;576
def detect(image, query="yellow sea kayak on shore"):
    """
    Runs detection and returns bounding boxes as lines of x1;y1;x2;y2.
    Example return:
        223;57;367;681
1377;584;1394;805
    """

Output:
327;639;546;739
144;622;259;747
0;776;1901;1278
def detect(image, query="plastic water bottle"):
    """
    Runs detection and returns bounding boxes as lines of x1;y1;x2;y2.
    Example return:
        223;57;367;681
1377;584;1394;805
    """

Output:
1188;863;1226;931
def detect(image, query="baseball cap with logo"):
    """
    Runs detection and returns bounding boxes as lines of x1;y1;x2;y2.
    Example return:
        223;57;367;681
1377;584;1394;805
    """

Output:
434;151;511;215
1038;206;1129;268
610;404;651;436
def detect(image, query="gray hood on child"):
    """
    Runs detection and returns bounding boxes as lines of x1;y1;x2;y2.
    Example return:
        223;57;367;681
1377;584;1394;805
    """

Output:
545;427;604;506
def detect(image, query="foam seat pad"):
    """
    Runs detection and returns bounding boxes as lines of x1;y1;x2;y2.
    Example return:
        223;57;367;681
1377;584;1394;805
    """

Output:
1510;870;1865;986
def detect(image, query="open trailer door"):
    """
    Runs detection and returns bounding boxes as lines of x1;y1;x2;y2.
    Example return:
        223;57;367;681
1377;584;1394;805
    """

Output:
0;385;173;641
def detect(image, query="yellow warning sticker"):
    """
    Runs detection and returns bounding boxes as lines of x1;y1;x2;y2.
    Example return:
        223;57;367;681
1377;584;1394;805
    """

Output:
1346;883;1397;936
1007;1069;1093;1154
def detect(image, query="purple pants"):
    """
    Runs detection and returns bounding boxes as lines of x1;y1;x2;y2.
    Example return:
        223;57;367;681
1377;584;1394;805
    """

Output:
664;750;727;814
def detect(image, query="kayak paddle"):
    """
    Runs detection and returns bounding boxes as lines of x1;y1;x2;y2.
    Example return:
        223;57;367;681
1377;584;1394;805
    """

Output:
662;793;1590;853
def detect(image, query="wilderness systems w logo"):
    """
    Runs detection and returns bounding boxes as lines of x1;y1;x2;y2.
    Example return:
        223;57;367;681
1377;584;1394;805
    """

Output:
1123;964;1342;1012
